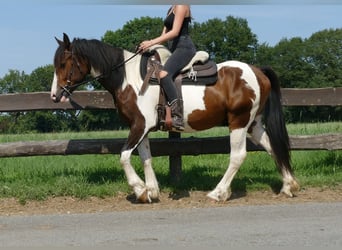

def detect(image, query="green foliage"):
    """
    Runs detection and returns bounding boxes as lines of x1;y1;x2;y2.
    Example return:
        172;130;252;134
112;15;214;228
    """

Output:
78;110;127;131
102;16;163;50
255;29;342;122
256;28;342;89
305;29;342;87
191;16;258;63
0;70;28;93
25;65;55;92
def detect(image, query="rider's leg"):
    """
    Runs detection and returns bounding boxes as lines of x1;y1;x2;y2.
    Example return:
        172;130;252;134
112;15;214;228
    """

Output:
159;70;184;131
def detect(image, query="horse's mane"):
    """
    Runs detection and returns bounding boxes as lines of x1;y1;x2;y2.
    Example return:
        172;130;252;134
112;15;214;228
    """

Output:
54;38;125;75
72;38;125;76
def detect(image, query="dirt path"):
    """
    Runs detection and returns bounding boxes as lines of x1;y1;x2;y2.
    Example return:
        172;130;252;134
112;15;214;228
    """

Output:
1;186;341;216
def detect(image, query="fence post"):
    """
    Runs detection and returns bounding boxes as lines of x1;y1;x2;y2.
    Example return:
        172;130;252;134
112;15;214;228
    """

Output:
168;131;182;184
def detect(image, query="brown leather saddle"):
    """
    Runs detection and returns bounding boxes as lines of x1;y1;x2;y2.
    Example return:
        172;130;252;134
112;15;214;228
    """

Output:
139;49;218;94
139;46;218;131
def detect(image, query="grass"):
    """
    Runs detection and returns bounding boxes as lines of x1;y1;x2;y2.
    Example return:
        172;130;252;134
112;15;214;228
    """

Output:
0;122;341;203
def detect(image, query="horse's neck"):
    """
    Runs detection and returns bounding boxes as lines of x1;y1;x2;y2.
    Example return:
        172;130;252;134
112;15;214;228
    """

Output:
123;49;135;57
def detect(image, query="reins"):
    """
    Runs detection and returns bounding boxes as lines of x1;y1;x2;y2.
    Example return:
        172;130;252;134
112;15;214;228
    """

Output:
60;48;142;97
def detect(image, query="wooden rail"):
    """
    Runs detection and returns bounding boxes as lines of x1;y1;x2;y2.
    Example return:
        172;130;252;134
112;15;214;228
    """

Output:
0;134;341;158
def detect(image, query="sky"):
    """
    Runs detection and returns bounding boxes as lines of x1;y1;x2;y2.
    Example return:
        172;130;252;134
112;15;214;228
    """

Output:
0;1;341;78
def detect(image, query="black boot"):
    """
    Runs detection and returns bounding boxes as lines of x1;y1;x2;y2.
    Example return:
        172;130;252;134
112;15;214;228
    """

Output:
169;99;184;131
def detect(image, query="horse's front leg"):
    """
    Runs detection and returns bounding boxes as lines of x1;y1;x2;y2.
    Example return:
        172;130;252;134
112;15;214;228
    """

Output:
120;147;149;202
137;136;160;201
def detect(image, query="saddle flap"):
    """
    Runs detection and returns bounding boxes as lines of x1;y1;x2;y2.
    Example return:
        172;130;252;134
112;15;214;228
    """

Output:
190;60;217;78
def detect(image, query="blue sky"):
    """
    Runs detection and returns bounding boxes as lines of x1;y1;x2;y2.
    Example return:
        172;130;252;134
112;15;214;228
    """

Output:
0;2;341;78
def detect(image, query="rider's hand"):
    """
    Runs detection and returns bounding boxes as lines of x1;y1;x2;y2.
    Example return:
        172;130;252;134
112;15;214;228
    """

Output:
139;40;153;53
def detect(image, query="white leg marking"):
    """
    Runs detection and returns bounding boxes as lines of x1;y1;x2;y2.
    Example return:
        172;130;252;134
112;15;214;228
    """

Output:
250;116;300;197
207;128;248;201
137;137;160;200
120;149;147;201
280;170;300;197
249;115;273;155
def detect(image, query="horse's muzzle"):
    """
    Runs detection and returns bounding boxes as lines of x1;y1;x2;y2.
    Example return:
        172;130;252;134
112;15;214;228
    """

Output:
51;89;70;103
51;94;62;103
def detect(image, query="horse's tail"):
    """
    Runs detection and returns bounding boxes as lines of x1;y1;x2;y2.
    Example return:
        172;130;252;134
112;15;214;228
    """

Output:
261;66;293;174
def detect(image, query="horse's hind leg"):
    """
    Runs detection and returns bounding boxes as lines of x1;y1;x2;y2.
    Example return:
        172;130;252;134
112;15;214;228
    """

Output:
137;136;160;201
249;115;300;196
207;128;248;201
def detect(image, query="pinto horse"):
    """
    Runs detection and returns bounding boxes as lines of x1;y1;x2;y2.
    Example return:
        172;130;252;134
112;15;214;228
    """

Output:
51;33;299;202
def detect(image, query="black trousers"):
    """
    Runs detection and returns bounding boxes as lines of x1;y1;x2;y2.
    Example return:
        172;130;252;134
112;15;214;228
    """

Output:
164;35;196;79
160;35;196;102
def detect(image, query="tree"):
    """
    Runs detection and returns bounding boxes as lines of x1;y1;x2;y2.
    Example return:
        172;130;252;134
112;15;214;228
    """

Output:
0;70;28;93
25;65;55;92
102;16;163;51
255;29;342;122
304;28;342;88
191;16;258;63
256;29;342;89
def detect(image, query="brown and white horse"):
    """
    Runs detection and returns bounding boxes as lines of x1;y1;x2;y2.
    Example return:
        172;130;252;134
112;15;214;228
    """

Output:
51;33;299;202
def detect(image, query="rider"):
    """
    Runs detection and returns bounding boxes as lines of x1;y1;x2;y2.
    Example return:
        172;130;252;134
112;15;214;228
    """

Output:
139;5;196;131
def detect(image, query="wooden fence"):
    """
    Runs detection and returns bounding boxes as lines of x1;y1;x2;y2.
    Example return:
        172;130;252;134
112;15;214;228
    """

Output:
0;88;341;181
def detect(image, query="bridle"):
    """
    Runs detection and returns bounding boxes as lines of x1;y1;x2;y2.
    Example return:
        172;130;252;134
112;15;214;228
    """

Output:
58;50;85;98
57;47;142;101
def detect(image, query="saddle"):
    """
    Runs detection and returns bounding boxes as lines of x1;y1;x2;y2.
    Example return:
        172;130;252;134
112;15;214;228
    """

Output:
140;46;218;93
139;45;218;131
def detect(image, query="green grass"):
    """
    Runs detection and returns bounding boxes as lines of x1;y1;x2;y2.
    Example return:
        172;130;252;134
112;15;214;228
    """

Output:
0;122;341;202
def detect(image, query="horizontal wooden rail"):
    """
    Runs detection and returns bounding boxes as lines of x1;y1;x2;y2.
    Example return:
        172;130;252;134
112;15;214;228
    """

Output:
281;87;341;106
0;91;115;112
0;87;341;112
0;134;341;158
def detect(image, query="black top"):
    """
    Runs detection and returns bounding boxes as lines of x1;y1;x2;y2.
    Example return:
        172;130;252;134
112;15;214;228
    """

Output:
164;11;191;36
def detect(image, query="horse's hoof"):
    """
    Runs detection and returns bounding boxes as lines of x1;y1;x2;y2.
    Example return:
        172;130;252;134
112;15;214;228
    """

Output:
280;179;300;197
280;188;294;197
206;191;220;202
207;189;230;202
137;190;152;203
148;188;160;201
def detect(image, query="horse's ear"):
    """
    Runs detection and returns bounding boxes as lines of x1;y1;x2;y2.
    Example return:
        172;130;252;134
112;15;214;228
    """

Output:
55;36;63;46
63;33;71;50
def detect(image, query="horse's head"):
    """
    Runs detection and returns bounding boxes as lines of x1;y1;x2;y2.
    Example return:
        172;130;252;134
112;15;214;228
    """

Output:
51;33;90;103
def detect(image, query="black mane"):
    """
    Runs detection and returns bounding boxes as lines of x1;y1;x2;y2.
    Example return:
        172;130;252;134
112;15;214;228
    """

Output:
73;39;125;75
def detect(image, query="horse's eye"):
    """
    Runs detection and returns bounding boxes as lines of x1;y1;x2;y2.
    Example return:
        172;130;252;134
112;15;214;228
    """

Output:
60;63;66;68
